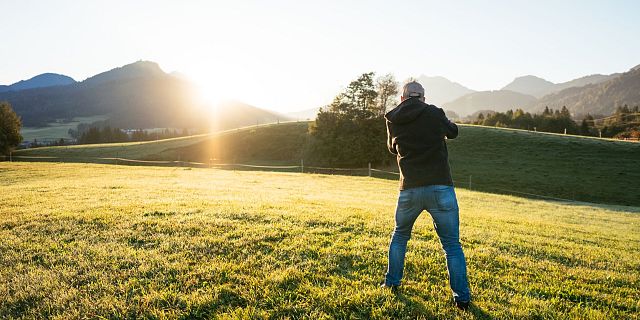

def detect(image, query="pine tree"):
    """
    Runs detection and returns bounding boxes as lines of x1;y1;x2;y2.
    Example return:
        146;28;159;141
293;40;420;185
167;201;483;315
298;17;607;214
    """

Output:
580;119;590;136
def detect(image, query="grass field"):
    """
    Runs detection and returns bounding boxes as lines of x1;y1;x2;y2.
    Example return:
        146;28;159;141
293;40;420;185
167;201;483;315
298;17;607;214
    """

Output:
14;123;640;206
20;115;110;141
1;162;639;319
13;133;212;161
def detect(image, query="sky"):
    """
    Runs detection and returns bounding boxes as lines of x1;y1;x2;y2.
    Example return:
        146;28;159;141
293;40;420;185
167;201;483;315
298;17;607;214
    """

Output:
2;0;640;112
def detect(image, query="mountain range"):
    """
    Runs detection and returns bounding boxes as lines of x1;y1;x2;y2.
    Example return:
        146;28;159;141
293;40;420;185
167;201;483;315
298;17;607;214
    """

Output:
2;61;639;132
0;61;287;129
442;90;537;117
440;65;638;117
500;74;616;98
532;65;640;117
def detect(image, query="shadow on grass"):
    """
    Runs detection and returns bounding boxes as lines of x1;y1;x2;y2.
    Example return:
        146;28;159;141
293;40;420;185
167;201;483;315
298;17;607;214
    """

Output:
393;287;492;319
466;303;492;319
10;158;639;208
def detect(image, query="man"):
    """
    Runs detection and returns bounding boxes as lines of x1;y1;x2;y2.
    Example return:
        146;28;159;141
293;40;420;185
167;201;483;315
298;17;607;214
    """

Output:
382;81;471;310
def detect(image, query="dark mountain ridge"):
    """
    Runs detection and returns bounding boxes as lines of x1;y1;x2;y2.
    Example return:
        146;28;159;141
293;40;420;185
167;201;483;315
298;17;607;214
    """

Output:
1;61;287;129
0;73;76;93
501;73;615;98
533;66;640;117
442;90;537;117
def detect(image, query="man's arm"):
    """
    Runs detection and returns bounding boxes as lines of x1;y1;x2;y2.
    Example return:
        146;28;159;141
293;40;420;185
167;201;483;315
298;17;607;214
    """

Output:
439;108;458;139
386;120;397;155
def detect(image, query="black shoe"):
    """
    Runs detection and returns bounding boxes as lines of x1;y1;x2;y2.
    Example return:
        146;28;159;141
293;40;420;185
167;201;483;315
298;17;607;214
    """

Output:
455;300;470;310
379;281;400;293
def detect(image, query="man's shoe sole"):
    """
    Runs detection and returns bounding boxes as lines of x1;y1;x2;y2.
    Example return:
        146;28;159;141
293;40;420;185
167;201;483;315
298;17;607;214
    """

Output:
455;301;470;310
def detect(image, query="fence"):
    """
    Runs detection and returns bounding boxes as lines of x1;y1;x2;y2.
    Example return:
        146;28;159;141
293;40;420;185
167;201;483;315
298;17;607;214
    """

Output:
5;154;586;204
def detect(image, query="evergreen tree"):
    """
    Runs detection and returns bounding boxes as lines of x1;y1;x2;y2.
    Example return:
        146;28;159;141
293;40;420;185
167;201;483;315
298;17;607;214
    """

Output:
0;102;23;155
580;119;591;136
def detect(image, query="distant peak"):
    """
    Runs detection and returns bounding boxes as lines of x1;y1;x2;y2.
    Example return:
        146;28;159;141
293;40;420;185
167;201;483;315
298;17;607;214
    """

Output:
417;75;448;81
34;72;73;78
513;75;550;81
82;60;166;84
23;73;76;82
120;60;163;72
3;73;76;91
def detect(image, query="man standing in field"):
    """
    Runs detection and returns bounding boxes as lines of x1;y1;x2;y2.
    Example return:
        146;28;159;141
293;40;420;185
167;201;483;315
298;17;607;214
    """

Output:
382;81;471;310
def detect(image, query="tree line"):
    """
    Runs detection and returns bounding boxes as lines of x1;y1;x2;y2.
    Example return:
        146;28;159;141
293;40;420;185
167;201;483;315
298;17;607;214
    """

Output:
467;105;640;139
469;106;581;134
74;125;194;144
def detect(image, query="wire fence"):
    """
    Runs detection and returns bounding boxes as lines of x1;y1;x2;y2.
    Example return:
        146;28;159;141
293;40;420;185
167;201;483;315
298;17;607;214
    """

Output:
4;154;591;204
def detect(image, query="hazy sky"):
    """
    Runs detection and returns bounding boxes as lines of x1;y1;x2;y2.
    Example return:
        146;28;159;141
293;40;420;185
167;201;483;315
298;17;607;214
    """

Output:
2;0;639;112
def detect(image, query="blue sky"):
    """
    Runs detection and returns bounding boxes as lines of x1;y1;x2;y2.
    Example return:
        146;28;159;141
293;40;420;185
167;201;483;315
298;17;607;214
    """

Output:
2;0;639;112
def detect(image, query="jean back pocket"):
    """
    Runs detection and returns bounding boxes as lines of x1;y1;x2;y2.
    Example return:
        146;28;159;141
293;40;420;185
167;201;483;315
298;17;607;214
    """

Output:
435;186;457;211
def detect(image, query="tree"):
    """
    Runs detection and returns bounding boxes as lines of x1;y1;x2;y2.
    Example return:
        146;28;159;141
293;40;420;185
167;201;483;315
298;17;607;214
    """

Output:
580;119;591;136
342;72;378;119
0;102;23;155
375;74;399;115
308;72;391;167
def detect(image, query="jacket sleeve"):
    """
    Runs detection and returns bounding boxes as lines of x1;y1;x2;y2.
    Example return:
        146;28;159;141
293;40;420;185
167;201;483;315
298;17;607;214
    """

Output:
439;108;458;139
386;120;397;155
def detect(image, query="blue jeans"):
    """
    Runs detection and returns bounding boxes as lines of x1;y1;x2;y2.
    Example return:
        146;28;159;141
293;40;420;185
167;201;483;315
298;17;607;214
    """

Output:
385;185;471;302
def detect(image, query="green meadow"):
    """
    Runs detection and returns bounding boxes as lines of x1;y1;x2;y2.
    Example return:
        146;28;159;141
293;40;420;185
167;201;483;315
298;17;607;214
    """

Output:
1;162;638;319
20;115;110;141
14;123;640;206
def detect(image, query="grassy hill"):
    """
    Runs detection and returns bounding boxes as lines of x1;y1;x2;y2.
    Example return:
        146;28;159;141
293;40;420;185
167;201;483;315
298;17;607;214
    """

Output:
15;123;640;206
13;122;309;163
0;163;638;319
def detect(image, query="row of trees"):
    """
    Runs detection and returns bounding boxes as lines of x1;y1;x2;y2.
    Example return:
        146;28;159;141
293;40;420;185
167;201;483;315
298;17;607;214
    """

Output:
307;72;398;166
471;106;581;134
469;105;640;139
77;126;193;144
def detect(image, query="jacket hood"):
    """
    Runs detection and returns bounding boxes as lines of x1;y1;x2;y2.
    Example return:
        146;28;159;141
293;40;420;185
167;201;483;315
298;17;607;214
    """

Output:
385;98;427;124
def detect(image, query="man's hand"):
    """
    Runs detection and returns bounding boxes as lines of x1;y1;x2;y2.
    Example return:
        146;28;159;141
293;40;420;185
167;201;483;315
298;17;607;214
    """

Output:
438;108;458;139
